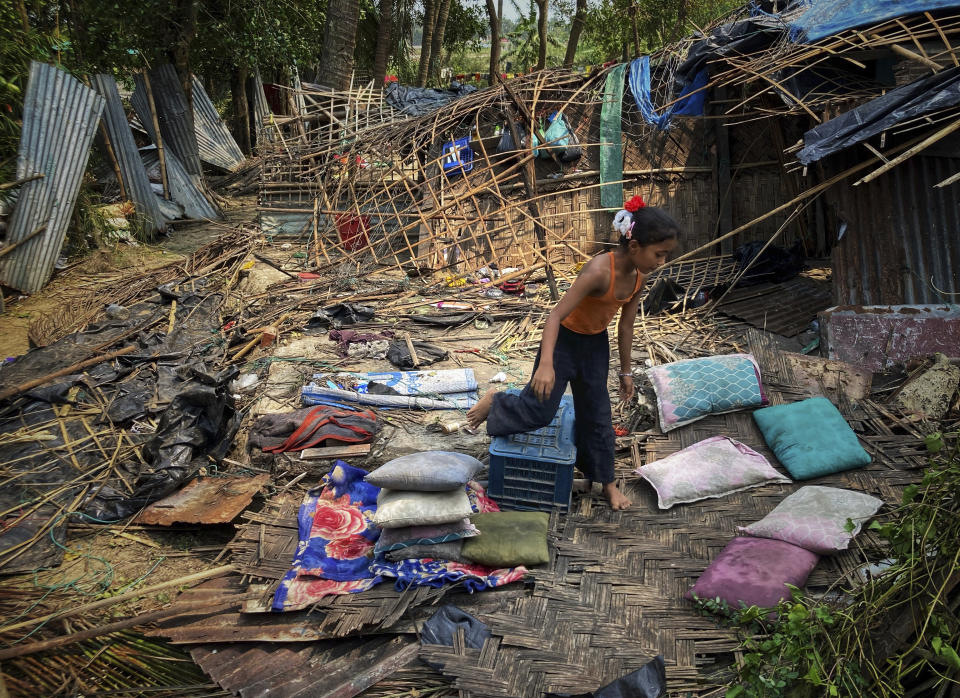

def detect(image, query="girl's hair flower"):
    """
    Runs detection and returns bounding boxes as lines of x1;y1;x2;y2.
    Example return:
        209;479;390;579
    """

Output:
623;195;646;213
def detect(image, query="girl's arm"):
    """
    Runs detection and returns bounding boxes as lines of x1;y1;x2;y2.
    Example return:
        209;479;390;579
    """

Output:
615;288;644;403
529;259;607;401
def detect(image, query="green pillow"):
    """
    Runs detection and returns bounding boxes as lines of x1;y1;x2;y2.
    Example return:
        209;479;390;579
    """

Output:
460;512;550;567
752;397;871;480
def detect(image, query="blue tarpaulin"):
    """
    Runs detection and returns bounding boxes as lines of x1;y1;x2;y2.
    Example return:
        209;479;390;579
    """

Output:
790;0;960;43
628;56;708;129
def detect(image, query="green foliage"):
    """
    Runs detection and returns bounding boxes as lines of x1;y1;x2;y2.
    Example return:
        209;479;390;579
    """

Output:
701;432;960;698
695;590;866;698
576;0;743;65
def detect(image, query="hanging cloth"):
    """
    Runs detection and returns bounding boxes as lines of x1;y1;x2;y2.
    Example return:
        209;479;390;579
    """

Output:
628;56;708;130
600;63;627;210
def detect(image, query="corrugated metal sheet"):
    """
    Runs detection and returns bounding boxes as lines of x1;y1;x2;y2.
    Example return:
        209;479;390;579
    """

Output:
191;76;245;172
829;148;960;305
136;475;269;525
0;62;105;294
718;276;833;336
90;74;166;236
140;147;219;220
252;68;274;147
131;65;204;179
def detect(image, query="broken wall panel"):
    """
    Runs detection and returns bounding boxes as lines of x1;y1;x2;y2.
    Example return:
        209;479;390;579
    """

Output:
90;74;167;236
820;304;960;371
0;62;105;294
132;65;204;179
140;148;220;220
136;474;270;525
191;75;246;172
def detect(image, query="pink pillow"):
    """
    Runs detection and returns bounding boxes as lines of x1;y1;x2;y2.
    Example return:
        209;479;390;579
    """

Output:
637;436;790;509
685;537;819;609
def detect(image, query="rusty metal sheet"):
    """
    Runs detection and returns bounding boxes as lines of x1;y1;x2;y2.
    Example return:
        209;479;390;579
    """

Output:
718;276;833;337
820;304;960;372
137;474;270;525
190;636;418;698
826;150;960;306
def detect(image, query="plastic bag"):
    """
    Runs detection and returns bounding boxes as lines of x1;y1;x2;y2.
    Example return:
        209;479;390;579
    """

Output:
539;112;582;163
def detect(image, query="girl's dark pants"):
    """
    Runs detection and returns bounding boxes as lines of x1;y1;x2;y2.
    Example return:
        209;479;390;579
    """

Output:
486;325;615;485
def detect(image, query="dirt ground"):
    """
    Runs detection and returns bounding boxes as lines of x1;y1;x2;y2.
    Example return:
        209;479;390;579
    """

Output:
0;197;254;358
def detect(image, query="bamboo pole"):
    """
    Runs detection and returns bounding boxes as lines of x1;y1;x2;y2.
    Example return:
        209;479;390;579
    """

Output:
141;70;169;200
0;346;138;402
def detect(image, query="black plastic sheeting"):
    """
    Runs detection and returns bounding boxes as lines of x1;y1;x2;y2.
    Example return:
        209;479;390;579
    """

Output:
0;278;240;571
387;340;448;368
306;303;375;329
796;65;960;165
672;6;786;96
545;656;667;698
384;82;478;117
732;241;806;286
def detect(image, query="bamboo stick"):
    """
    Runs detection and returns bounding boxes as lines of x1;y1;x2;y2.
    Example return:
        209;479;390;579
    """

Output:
0;346;138;402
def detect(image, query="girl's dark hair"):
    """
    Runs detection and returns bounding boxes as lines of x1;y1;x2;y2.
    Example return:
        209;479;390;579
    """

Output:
619;207;681;248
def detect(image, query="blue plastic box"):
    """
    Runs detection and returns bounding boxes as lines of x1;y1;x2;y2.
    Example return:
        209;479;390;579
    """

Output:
441;137;473;176
488;394;576;512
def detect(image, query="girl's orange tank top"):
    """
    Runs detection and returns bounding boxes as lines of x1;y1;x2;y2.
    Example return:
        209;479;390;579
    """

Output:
560;252;643;335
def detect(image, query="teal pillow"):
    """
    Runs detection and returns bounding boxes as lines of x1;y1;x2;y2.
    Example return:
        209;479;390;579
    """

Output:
752;397;870;480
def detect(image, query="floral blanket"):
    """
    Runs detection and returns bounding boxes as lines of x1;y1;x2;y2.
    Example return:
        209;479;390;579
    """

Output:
272;461;382;611
272;464;527;612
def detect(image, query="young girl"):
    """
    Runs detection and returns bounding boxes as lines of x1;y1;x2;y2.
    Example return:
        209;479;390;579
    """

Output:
467;196;680;510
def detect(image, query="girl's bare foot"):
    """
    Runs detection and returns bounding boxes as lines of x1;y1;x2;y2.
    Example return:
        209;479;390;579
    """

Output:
601;482;631;510
466;390;497;429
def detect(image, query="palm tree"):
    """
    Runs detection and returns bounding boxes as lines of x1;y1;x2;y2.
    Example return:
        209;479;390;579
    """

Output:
373;0;393;85
319;0;361;90
427;0;453;82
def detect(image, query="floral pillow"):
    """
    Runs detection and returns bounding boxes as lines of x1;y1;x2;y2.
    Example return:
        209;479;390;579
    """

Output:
738;486;884;554
685;537;819;610
646;354;766;432
636;436;790;510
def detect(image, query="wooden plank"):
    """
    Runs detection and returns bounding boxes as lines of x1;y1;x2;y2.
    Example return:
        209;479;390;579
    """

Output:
300;443;372;460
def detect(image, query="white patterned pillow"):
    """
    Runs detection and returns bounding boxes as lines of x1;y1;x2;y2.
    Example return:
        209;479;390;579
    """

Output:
637;436;790;509
738;486;884;554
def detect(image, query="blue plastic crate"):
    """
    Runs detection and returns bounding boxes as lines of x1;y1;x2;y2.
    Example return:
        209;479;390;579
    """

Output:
441;137;473;176
488;394;576;512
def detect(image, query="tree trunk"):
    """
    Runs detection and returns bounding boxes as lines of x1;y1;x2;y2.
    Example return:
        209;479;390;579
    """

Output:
427;0;453;82
485;0;500;86
535;0;548;70
373;0;393;85
319;0;361;90
231;65;251;155
417;0;438;86
562;0;587;68
14;0;29;32
172;0;199;116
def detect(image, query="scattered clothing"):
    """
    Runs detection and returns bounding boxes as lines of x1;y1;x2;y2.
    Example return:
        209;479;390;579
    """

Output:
248;406;378;453
272;462;382;611
329;329;392;358
420;605;493;671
